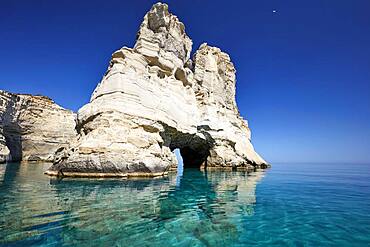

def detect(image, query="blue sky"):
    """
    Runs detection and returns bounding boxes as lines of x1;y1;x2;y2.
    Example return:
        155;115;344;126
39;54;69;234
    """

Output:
1;0;369;163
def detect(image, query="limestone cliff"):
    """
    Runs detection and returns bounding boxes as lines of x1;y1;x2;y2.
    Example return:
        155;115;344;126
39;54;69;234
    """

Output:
0;90;77;163
45;3;268;177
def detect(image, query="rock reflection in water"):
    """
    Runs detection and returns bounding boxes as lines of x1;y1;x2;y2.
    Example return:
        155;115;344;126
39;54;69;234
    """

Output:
0;162;264;246
157;169;265;246
0;163;6;182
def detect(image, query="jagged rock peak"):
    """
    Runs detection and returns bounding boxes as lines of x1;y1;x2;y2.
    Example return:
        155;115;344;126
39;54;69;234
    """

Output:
193;43;238;113
135;2;192;69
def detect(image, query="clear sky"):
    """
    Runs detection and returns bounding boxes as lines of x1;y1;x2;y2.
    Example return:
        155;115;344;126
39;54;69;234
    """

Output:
1;0;369;163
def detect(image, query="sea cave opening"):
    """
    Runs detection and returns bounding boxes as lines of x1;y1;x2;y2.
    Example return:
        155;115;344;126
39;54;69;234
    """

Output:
3;124;22;162
166;130;212;172
171;145;209;170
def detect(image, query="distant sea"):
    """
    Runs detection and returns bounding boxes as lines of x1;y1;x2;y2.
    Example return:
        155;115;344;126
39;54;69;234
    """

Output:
0;162;369;246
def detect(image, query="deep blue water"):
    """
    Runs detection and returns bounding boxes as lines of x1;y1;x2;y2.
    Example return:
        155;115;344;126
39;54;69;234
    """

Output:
0;162;369;246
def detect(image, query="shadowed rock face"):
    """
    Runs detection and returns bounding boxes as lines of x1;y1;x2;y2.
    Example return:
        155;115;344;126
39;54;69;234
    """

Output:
0;91;77;163
45;2;268;178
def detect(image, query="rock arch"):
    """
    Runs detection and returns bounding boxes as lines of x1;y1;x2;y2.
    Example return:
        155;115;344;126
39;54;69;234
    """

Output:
45;3;268;178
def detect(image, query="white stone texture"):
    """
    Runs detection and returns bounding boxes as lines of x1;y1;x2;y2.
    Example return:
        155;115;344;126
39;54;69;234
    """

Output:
46;3;267;177
0;90;77;163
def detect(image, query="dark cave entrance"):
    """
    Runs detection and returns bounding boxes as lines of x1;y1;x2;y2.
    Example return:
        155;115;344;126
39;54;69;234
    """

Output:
171;145;210;170
179;147;208;169
3;125;22;162
163;128;213;172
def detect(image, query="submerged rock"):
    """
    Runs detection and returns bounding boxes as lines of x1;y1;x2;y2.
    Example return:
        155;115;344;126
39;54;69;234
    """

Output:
0;90;77;163
45;3;268;177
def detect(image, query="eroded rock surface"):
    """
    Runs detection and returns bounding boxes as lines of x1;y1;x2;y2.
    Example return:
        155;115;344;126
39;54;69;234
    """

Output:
193;44;266;168
0;129;9;163
0;90;77;163
46;3;268;177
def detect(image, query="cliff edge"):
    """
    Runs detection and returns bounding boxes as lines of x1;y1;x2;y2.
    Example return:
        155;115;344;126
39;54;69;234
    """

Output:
0;90;77;163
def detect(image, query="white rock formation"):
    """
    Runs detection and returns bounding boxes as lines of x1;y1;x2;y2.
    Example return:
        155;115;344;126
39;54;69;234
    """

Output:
0;90;77;163
0;130;9;163
46;2;268;177
193;44;266;167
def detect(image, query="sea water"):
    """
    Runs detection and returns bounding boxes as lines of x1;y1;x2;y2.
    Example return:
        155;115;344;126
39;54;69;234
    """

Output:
0;162;369;246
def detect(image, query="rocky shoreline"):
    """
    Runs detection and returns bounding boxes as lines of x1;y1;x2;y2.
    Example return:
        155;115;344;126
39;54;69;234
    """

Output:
0;91;77;164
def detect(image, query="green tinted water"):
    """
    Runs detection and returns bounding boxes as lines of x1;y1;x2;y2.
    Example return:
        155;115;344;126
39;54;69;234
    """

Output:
0;162;369;246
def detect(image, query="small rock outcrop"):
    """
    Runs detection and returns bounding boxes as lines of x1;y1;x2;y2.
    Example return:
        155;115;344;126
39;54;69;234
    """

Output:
0;90;77;163
45;3;268;178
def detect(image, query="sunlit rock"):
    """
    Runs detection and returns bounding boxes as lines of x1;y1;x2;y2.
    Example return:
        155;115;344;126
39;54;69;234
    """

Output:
45;2;268;177
0;130;9;163
0;90;77;163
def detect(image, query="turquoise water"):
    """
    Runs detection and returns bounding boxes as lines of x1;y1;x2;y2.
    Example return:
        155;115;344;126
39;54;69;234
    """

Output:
0;163;369;246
